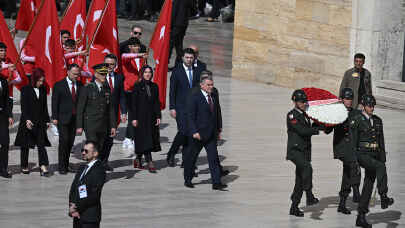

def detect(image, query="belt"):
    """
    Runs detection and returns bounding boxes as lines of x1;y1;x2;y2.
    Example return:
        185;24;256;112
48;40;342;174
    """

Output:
359;142;378;149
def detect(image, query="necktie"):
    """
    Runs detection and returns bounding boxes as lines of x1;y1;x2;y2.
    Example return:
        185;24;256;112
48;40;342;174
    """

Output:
188;67;193;88
108;76;114;93
71;84;76;114
79;165;89;180
207;94;214;112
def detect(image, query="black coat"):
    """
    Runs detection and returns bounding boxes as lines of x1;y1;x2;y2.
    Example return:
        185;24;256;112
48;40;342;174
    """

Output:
51;78;83;124
0;77;12;145
172;0;192;28
119;40;147;54
186;88;221;142
128;80;161;153
106;73;127;116
169;64;201;134
15;85;51;148
69;160;106;223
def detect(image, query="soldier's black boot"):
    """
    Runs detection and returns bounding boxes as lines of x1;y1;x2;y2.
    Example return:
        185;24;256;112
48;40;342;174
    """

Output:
337;196;351;214
356;213;372;228
289;202;304;217
353;185;360;203
380;194;394;209
306;191;319;206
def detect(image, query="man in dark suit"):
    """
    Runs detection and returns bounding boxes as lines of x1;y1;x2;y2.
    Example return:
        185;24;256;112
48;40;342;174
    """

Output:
189;44;207;78
69;140;106;228
183;72;227;190
169;0;192;67
167;48;201;167
101;54;127;171
52;64;83;174
0;76;13;178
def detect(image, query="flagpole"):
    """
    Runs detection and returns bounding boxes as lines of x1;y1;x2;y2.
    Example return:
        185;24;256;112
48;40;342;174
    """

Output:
17;0;45;62
86;0;110;52
60;0;74;22
82;0;95;41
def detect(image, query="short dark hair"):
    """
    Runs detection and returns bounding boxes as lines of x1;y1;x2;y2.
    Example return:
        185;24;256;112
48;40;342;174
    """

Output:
127;37;141;46
64;39;76;48
200;70;213;78
200;73;213;83
0;42;7;49
183;48;195;57
104;53;118;62
84;140;98;152
60;30;71;36
131;25;142;31
354;53;365;60
67;63;80;71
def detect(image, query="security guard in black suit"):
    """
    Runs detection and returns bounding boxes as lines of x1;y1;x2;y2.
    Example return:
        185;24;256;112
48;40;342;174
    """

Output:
324;88;361;214
286;89;320;217
0;77;13;178
351;95;394;228
76;64;117;153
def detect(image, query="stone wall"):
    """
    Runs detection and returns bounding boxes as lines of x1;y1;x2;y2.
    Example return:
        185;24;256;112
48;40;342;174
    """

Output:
232;0;353;94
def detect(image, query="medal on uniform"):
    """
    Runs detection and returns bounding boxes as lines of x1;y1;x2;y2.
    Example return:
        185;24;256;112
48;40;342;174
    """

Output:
352;72;359;78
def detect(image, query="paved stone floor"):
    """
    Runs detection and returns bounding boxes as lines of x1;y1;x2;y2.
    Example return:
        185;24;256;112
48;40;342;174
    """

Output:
1;17;405;228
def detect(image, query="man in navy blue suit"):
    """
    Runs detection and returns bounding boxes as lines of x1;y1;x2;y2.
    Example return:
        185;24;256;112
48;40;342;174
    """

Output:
101;54;127;171
167;48;201;167
183;72;227;190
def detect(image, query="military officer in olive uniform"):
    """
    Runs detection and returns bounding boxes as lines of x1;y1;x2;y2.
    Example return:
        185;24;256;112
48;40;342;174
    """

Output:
286;89;321;217
350;95;394;228
76;64;117;155
325;88;361;215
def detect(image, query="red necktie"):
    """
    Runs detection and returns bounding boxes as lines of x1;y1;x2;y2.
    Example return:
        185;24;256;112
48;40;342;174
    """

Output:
207;94;214;113
108;76;114;93
71;84;76;114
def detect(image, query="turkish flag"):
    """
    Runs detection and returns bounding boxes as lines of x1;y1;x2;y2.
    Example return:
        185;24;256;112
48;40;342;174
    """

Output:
15;0;41;31
149;0;172;110
60;0;86;47
24;0;66;88
84;0;106;47
88;0;119;72
0;11;28;90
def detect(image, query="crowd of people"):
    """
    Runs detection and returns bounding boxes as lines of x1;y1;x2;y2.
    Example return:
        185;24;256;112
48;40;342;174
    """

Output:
286;53;395;228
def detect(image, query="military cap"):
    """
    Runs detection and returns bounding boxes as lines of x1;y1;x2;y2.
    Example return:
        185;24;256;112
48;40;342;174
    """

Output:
92;63;109;74
291;89;307;102
340;87;354;100
361;94;376;107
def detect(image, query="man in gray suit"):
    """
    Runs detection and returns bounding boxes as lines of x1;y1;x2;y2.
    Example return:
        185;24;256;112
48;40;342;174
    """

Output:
339;53;372;109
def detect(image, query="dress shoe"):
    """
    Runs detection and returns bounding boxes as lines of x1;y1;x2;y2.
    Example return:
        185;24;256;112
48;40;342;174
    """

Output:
212;183;228;190
40;170;50;177
59;170;68;175
104;164;114;172
0;171;12;179
221;170;230;177
306;196;319;206
380;194;394;209
353;186;360;203
337;197;351;214
184;182;195;188
166;155;175;167
68;167;76;173
21;168;30;174
356;213;372;228
289;206;304;217
148;166;157;173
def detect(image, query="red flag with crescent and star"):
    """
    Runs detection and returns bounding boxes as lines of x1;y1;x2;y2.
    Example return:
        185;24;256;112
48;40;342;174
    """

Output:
15;0;41;31
149;0;172;110
24;0;66;88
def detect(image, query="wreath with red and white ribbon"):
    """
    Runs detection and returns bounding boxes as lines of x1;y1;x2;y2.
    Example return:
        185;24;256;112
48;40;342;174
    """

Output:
301;87;348;126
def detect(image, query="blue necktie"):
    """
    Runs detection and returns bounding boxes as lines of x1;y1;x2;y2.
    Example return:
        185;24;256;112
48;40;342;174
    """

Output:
188;67;193;88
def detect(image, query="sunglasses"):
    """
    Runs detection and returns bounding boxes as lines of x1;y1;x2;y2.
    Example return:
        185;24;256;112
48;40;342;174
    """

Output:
81;149;89;154
133;32;142;35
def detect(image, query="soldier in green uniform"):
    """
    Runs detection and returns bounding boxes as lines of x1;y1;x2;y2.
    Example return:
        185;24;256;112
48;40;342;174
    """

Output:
286;89;321;217
76;64;117;154
324;88;361;214
350;95;394;228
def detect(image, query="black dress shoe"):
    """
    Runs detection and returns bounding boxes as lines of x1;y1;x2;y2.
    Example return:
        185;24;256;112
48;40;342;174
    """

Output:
221;170;230;177
337;197;351;214
166;155;175;167
289;206;304;217
184;182;195;188
356;213;372;228
104;164;114;172
59;170;67;175
212;183;228;190
380;194;394;209
0;171;12;179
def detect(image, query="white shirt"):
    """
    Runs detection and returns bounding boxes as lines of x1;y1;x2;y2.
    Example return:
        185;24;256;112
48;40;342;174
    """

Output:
80;159;98;180
33;88;40;98
95;81;103;91
0;79;2;90
362;111;373;126
66;77;76;94
183;63;193;85
201;89;210;103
